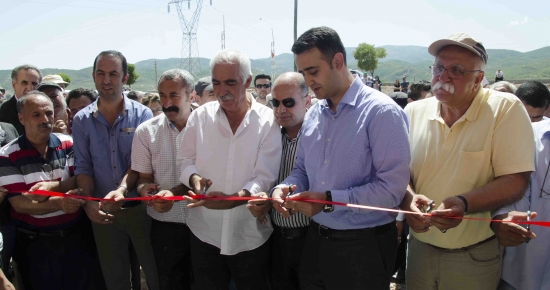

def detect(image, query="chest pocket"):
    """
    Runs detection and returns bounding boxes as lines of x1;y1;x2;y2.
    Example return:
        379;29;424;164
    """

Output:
119;131;135;155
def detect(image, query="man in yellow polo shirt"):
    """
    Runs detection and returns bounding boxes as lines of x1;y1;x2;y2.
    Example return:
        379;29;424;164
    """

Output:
401;33;534;290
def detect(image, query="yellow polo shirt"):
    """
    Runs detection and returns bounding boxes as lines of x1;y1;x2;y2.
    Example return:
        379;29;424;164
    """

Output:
405;87;534;249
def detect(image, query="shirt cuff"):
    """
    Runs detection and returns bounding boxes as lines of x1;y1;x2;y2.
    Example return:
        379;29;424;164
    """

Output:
180;165;198;189
243;181;261;196
396;212;405;221
329;189;349;213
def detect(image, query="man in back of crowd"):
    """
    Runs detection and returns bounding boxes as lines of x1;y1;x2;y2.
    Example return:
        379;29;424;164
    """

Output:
133;69;194;290
402;32;534;290
194;76;216;106
0;91;105;289
248;72;311;290
0;87;5;104
495;69;504;82
72;50;159;290
0;65;42;135
515;81;550;122
66;88;97;124
401;76;409;93
254;74;272;107
273;26;410;290
390;92;408;109
37;82;70;134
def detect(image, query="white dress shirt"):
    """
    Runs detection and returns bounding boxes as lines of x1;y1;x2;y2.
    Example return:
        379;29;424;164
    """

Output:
178;96;281;255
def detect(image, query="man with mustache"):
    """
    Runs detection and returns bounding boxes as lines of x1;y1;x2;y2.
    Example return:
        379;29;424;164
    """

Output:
177;49;281;290
72;50;159;290
401;33;535;290
37;82;70;134
132;69;194;290
0;91;105;289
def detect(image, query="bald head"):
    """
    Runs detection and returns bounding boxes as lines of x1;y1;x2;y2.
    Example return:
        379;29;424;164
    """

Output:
272;72;308;98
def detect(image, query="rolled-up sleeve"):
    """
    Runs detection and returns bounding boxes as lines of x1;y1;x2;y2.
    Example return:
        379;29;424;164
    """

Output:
72;115;93;176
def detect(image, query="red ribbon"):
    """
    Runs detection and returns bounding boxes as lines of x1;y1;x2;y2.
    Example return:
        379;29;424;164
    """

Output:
19;190;550;228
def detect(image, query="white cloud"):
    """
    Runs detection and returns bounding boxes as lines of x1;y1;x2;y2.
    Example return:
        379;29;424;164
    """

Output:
509;16;529;26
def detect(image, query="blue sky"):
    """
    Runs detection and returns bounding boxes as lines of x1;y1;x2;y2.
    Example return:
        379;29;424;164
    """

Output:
0;0;548;70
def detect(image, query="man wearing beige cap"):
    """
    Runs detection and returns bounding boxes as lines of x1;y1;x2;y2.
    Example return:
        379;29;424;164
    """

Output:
401;32;535;289
37;81;70;134
42;74;69;89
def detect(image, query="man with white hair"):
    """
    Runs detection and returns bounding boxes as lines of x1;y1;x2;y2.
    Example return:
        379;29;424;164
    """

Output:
401;33;534;289
177;49;281;290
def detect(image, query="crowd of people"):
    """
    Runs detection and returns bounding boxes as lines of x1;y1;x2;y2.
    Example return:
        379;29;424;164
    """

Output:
0;26;548;290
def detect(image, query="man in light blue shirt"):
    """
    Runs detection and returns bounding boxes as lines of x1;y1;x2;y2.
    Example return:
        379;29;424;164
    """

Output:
273;27;410;290
72;50;159;290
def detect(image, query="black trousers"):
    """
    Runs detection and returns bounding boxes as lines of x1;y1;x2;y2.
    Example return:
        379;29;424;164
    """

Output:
271;228;307;290
15;217;106;290
150;219;191;290
190;231;270;290
299;221;398;290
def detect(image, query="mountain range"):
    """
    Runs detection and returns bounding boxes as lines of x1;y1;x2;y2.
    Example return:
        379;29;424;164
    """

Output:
1;45;549;94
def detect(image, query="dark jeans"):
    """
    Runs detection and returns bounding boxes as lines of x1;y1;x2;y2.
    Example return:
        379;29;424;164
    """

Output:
271;228;307;290
151;219;191;290
190;231;270;290
14;217;106;290
393;220;409;277
299;221;398;290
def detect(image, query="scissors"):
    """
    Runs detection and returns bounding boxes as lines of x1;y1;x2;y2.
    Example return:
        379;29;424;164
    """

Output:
424;200;447;233
199;179;211;195
284;184;295;215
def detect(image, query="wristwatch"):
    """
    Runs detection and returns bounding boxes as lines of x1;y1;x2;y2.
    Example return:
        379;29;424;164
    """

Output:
323;191;334;213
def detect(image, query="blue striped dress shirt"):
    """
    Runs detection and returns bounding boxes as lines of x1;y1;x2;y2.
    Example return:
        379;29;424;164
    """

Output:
281;77;410;230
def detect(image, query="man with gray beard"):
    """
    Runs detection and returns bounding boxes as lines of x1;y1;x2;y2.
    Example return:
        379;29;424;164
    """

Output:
400;33;535;290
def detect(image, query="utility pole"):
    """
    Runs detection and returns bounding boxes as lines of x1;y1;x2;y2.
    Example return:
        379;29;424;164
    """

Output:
293;0;298;72
221;15;225;49
168;0;205;76
271;29;275;79
154;61;158;82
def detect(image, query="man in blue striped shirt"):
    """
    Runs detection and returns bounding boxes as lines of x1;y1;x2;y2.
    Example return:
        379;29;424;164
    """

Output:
272;27;411;290
248;72;311;290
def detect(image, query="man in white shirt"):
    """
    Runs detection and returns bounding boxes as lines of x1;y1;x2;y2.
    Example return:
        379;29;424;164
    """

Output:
177;49;282;290
132;69;194;290
495;69;504;82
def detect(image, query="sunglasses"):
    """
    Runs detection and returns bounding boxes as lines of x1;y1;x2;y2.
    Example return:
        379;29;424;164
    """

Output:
255;84;271;89
270;98;295;108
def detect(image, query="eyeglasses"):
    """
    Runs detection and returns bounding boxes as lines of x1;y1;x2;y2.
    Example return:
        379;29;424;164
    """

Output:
42;164;53;181
429;64;483;79
270;97;296;108
255;84;271;89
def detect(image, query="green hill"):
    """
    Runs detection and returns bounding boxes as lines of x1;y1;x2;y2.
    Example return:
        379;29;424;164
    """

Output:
1;46;549;95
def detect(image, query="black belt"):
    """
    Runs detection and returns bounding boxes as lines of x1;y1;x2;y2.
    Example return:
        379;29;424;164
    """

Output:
17;224;78;239
310;220;393;239
273;224;309;239
122;200;141;208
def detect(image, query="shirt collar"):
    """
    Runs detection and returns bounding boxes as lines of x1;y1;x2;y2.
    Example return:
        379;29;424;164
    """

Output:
92;95;129;118
281;125;302;141
18;133;61;150
319;77;364;112
425;86;484;122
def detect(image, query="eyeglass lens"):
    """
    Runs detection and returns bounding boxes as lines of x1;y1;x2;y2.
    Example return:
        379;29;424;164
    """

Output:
270;98;296;108
256;84;270;89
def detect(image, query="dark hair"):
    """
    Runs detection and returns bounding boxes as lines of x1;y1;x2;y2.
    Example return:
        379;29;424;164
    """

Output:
254;74;271;86
11;64;42;83
127;91;138;101
408;80;432;101
291;26;346;67
93;50;128;77
516;81;550;109
17;90;52;113
66;88;98;108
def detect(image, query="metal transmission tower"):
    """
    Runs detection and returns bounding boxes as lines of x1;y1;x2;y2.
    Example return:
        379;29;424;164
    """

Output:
168;0;205;76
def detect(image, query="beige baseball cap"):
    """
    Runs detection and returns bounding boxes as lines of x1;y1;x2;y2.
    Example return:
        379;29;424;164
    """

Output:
42;74;69;85
428;32;488;63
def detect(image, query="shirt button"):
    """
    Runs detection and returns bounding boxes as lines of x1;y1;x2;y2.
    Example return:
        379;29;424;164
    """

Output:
322;182;325;185
324;160;327;164
332;117;335;120
111;133;114;136
112;149;115;152
113;165;116;168
327;138;330;142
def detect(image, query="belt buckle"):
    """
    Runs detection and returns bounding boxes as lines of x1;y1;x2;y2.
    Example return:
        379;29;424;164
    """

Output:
318;224;331;239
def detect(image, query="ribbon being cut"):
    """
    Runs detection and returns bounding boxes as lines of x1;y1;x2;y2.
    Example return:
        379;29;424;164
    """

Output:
18;189;550;228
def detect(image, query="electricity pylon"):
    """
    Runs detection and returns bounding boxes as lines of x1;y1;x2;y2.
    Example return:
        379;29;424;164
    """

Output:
168;0;204;76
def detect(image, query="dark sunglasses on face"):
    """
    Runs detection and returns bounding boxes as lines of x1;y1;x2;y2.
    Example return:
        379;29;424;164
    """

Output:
270;97;296;108
255;84;271;89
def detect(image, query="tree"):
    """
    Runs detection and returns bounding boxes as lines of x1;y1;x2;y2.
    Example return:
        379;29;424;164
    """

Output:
57;72;71;88
127;64;139;87
353;43;387;77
